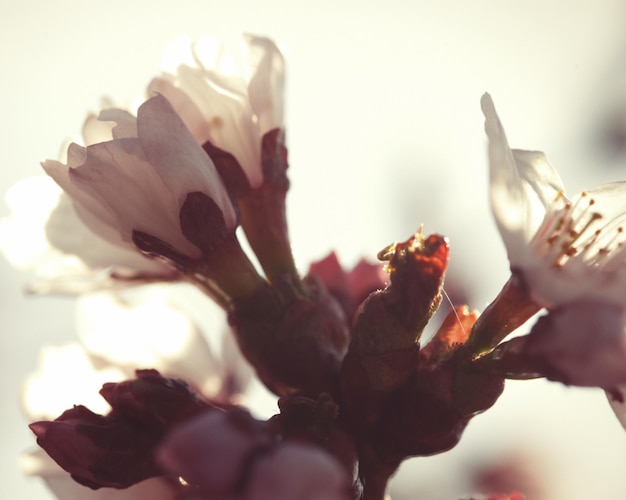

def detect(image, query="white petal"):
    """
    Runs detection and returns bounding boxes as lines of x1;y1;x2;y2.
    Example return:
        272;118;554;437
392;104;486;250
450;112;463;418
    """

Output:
481;93;565;265
0;176;64;271
22;450;178;500
584;182;626;259
510;149;565;228
176;64;263;187
47;192;174;275
43;147;123;239
77;285;223;396
136;95;238;229
68;138;201;258
0;177;172;293
81;113;115;146
147;77;212;144
521;181;626;307
192;36;248;96
21;343;123;420
244;34;285;134
98;107;138;139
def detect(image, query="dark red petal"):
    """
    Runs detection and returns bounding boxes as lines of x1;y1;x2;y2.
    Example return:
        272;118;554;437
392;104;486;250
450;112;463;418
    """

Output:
132;229;196;269
179;191;229;255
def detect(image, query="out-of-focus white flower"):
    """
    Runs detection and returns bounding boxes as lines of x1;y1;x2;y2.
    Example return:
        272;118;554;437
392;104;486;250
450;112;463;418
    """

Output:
22;283;254;495
23;283;250;419
21;449;178;500
482;93;626;391
22;343;125;421
0;176;176;293
149;34;285;188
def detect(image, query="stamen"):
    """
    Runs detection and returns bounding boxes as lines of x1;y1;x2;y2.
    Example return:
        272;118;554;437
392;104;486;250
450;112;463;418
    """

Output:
530;191;614;268
587;226;625;266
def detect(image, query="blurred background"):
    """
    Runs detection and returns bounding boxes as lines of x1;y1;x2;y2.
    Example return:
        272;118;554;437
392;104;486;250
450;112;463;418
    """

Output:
2;1;626;498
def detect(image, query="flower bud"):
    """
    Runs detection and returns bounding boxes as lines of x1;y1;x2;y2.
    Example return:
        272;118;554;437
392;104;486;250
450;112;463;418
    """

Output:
29;370;215;489
341;231;449;427
157;408;270;495
230;274;350;397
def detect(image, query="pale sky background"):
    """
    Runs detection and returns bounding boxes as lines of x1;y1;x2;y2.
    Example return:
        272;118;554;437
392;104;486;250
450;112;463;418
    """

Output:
2;1;626;499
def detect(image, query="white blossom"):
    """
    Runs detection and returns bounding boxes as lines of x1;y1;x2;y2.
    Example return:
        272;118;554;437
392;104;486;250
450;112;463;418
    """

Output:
482;93;626;309
149;34;285;188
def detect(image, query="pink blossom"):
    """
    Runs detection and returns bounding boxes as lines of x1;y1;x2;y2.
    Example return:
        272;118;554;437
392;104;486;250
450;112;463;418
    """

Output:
525;301;626;387
43;94;237;269
157;409;270;496
156;409;351;500
245;443;351;500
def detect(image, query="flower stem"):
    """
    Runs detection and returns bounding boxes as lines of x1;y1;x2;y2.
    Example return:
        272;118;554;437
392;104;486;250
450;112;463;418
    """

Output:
192;235;268;309
357;448;397;500
361;473;391;500
466;272;541;357
239;194;300;286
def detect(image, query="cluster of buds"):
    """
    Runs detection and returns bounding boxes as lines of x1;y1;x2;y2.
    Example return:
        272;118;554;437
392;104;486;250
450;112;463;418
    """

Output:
11;34;626;500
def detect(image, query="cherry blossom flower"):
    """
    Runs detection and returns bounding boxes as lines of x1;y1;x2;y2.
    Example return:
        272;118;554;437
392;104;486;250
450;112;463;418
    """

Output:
43;94;237;270
481;93;626;388
482;93;626;309
149;34;285;189
147;34;296;284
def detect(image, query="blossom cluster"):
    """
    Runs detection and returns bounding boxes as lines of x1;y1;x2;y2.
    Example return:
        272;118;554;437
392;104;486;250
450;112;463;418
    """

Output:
4;33;626;500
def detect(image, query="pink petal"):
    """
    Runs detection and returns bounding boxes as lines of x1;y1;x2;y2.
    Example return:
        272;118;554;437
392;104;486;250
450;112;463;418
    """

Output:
136;94;238;229
526;301;626;387
157;410;268;495
68;138;201;259
43;153;124;243
46;192;174;276
246;443;350;500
